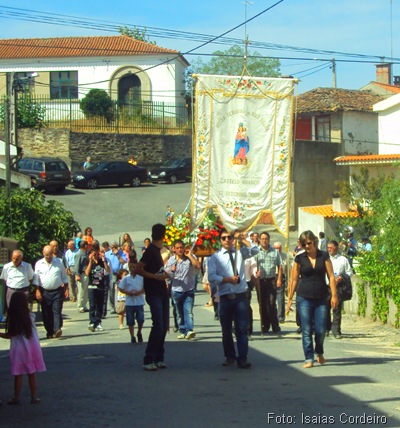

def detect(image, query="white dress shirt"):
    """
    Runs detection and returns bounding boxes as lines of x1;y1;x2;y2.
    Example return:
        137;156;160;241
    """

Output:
0;261;34;289
34;257;68;290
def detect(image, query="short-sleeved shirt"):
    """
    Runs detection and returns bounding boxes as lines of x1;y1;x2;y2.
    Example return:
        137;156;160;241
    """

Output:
1;261;34;289
118;274;145;306
140;243;167;297
34;257;68;290
295;250;330;299
87;257;107;289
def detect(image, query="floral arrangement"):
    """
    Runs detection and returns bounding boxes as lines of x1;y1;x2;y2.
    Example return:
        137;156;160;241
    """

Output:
164;210;224;250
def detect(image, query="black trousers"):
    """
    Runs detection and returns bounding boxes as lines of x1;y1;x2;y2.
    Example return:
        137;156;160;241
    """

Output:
256;278;279;332
40;287;64;337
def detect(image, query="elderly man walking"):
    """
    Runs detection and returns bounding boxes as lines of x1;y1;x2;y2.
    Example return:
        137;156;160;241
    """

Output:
34;245;68;338
1;250;34;309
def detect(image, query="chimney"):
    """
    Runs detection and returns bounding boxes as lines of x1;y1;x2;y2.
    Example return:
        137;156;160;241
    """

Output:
375;63;392;85
332;195;348;213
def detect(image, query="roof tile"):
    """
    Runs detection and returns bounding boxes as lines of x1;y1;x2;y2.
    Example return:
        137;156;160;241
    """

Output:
296;87;383;113
334;154;400;164
301;205;358;218
0;35;179;59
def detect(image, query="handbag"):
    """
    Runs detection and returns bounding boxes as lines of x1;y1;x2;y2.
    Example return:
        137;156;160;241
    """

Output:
338;274;353;301
115;301;126;314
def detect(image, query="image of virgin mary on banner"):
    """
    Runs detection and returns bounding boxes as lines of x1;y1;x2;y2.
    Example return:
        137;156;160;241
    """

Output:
191;74;296;237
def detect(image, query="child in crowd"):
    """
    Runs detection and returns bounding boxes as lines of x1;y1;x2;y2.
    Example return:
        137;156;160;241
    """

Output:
115;269;129;330
0;292;46;405
75;231;83;250
118;251;145;345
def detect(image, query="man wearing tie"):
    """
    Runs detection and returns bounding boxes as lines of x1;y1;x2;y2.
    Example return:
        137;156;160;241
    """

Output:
208;228;258;369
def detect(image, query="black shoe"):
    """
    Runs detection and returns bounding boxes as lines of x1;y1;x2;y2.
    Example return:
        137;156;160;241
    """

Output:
272;327;281;333
333;332;342;339
137;333;143;343
214;315;219;321
222;357;236;366
296;327;302;334
237;360;252;369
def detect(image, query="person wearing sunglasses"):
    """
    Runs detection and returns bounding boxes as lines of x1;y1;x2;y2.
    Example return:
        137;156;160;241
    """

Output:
208;228;259;369
287;230;338;369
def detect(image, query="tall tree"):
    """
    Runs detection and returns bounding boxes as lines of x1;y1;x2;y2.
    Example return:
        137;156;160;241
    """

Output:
118;26;156;45
191;44;280;77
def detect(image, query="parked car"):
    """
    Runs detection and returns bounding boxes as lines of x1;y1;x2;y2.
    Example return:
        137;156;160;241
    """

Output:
148;157;192;184
71;161;148;189
17;157;71;193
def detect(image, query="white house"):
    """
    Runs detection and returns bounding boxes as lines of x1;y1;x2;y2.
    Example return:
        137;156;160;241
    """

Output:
373;93;400;154
0;35;189;121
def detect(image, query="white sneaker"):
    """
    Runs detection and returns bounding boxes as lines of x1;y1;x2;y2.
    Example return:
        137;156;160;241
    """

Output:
143;363;158;371
177;333;186;339
186;331;196;340
95;324;104;332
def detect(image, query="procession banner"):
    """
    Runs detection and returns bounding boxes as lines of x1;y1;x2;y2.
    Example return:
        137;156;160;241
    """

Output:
191;74;296;237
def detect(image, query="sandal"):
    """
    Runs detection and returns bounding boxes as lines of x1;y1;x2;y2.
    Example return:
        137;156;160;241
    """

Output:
31;397;41;404
8;397;20;405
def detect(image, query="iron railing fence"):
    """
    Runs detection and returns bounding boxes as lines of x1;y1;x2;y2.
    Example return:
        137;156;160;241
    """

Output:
0;94;192;135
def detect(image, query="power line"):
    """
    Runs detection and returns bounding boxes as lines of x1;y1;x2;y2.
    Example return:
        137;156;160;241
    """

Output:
0;4;397;62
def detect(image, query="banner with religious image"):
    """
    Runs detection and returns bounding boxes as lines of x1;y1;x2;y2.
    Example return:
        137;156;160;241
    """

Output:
191;74;296;237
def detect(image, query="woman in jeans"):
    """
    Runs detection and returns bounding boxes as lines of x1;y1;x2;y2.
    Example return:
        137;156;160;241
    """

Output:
287;230;338;368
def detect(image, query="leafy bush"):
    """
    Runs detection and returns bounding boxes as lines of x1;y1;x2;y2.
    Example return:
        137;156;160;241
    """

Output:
0;188;80;264
338;171;400;327
80;89;115;123
0;94;46;129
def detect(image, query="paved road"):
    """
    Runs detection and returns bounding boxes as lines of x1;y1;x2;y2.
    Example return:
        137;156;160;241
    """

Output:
6;181;397;427
46;181;193;245
0;291;399;427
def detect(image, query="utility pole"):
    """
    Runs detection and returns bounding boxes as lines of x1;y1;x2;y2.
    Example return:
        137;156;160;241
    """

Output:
331;58;337;88
5;72;17;199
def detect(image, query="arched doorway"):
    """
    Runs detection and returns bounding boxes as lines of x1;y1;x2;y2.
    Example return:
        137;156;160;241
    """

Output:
118;74;141;105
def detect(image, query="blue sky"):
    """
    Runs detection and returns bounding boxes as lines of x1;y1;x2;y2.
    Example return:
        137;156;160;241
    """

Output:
0;0;399;93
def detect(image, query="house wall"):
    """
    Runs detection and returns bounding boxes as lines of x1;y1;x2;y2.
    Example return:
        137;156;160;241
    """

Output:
377;105;400;154
292;140;348;226
342;111;379;154
17;129;192;171
0;55;187;107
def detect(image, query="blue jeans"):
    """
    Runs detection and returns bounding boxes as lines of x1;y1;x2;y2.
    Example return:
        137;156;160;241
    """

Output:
297;295;327;362
171;290;195;334
219;293;249;362
144;293;169;365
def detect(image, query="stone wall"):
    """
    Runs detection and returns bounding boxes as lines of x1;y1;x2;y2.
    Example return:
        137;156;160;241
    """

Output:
18;128;70;163
17;129;192;170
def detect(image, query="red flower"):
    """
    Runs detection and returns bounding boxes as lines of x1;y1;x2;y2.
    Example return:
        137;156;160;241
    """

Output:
196;238;203;246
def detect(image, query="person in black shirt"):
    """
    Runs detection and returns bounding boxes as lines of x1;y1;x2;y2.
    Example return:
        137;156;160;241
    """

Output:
287;230;338;369
135;224;169;371
85;241;110;332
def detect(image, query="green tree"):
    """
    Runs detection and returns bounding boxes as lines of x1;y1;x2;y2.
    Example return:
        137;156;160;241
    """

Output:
0;188;80;264
0;94;46;129
80;89;114;123
191;44;281;77
337;169;400;326
118;26;156;45
336;167;392;238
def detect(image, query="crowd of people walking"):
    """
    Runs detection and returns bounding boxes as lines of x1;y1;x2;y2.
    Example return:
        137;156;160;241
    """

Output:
0;223;356;402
